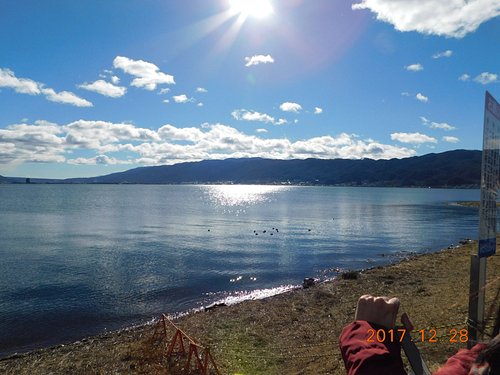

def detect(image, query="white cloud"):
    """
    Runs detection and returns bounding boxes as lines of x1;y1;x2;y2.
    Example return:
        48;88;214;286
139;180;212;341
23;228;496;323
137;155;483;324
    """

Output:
0;68;92;107
65;120;160;150
0;121;66;164
197;102;204;107
79;80;127;98
352;0;500;38
474;72;498;85
159;88;171;95
431;123;455;130
459;72;498;84
111;76;120;84
443;136;460;143
0;119;417;167
405;63;423;72
172;94;193;103
391;132;437;144
416;93;428;102
157;124;204;142
401;92;410;96
68;155;131;165
279;102;302;113
421;118;450;130
0;68;40;94
432;50;453;59
232;109;276;124
231;109;288;125
41;88;93;107
244;54;275;67
459;73;471;81
196;87;208;93
256;128;268;133
420;116;456;131
162;99;170;104
314;107;323;114
113;56;175;90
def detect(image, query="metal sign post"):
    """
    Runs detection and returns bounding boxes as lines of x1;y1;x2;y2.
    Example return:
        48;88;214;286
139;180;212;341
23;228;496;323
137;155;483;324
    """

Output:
468;91;500;346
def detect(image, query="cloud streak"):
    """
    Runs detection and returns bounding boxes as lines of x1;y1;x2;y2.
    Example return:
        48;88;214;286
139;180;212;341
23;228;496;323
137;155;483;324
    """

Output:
420;116;456;131
391;132;437;144
0;68;92;107
245;54;275;67
41;88;93;107
432;50;453;59
442;136;459;143
459;73;471;81
0;68;40;95
79;80;127;98
0;120;417;166
232;109;287;125
406;63;423;72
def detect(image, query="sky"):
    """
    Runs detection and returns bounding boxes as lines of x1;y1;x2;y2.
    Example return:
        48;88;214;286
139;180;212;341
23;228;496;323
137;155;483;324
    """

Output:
1;0;499;179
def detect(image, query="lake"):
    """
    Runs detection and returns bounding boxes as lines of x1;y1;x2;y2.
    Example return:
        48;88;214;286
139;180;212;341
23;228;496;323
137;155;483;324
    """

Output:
0;184;480;357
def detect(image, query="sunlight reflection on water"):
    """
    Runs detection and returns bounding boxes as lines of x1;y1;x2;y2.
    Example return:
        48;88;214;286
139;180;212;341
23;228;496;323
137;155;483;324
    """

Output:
204;184;289;207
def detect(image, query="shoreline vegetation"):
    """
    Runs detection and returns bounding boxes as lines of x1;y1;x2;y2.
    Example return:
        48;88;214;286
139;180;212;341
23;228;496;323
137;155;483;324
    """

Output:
1;240;499;374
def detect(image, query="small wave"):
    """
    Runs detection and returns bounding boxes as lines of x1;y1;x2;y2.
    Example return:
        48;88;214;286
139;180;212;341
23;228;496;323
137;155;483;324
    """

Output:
215;284;300;306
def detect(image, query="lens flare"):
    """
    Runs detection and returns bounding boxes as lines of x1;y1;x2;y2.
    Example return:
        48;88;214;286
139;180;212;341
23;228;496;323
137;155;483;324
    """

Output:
229;0;274;19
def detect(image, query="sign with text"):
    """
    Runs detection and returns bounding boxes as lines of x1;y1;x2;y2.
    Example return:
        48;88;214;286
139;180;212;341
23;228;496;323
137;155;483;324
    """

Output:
479;91;500;257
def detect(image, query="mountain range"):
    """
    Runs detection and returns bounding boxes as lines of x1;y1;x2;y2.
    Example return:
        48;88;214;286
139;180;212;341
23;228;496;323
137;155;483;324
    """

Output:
0;149;482;188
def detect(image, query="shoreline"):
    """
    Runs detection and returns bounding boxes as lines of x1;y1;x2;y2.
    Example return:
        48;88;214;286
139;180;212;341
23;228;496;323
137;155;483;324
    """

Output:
0;246;429;360
1;240;499;374
0;248;429;360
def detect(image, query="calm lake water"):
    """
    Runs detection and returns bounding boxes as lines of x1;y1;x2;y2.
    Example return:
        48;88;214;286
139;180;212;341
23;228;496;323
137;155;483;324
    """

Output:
0;185;481;356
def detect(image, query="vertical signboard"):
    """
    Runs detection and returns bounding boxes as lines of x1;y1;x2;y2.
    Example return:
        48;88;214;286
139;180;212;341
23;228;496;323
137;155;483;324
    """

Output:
468;91;500;346
479;91;500;257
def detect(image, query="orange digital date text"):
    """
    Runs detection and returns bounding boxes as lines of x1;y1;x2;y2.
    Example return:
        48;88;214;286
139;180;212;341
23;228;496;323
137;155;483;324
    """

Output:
366;328;468;343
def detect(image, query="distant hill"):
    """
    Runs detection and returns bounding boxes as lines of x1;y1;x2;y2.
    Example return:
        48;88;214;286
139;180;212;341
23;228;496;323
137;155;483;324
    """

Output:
61;149;482;188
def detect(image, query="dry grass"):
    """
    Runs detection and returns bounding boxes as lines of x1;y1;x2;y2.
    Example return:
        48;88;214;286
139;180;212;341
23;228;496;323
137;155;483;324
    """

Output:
1;240;499;375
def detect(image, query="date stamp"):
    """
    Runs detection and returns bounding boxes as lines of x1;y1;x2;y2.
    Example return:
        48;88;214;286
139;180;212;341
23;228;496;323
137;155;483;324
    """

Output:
367;328;468;343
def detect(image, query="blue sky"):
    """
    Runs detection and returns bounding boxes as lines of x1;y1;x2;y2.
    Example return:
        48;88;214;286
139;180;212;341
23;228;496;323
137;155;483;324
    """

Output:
1;0;499;178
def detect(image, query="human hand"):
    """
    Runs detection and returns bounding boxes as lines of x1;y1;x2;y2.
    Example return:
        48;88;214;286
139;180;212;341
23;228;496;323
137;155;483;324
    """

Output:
354;295;400;329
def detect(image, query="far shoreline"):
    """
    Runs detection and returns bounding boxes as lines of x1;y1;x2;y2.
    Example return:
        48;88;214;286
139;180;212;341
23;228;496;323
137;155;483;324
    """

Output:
1;182;481;189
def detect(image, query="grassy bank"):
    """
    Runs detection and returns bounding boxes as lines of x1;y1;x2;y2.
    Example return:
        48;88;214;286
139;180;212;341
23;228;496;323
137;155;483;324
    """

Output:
1;240;499;374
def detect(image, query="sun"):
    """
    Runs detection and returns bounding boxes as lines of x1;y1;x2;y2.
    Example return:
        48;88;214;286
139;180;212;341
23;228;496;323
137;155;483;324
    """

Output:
229;0;274;19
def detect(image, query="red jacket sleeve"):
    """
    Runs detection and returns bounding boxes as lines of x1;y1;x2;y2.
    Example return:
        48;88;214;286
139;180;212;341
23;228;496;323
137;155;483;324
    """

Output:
339;321;407;375
433;343;487;375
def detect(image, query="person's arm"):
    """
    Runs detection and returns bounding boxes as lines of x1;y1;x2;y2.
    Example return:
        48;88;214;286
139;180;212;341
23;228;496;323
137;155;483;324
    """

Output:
432;343;487;375
339;295;407;375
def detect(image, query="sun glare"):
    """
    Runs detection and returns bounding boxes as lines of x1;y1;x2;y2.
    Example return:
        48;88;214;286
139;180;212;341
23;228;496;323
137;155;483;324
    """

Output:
229;0;274;19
